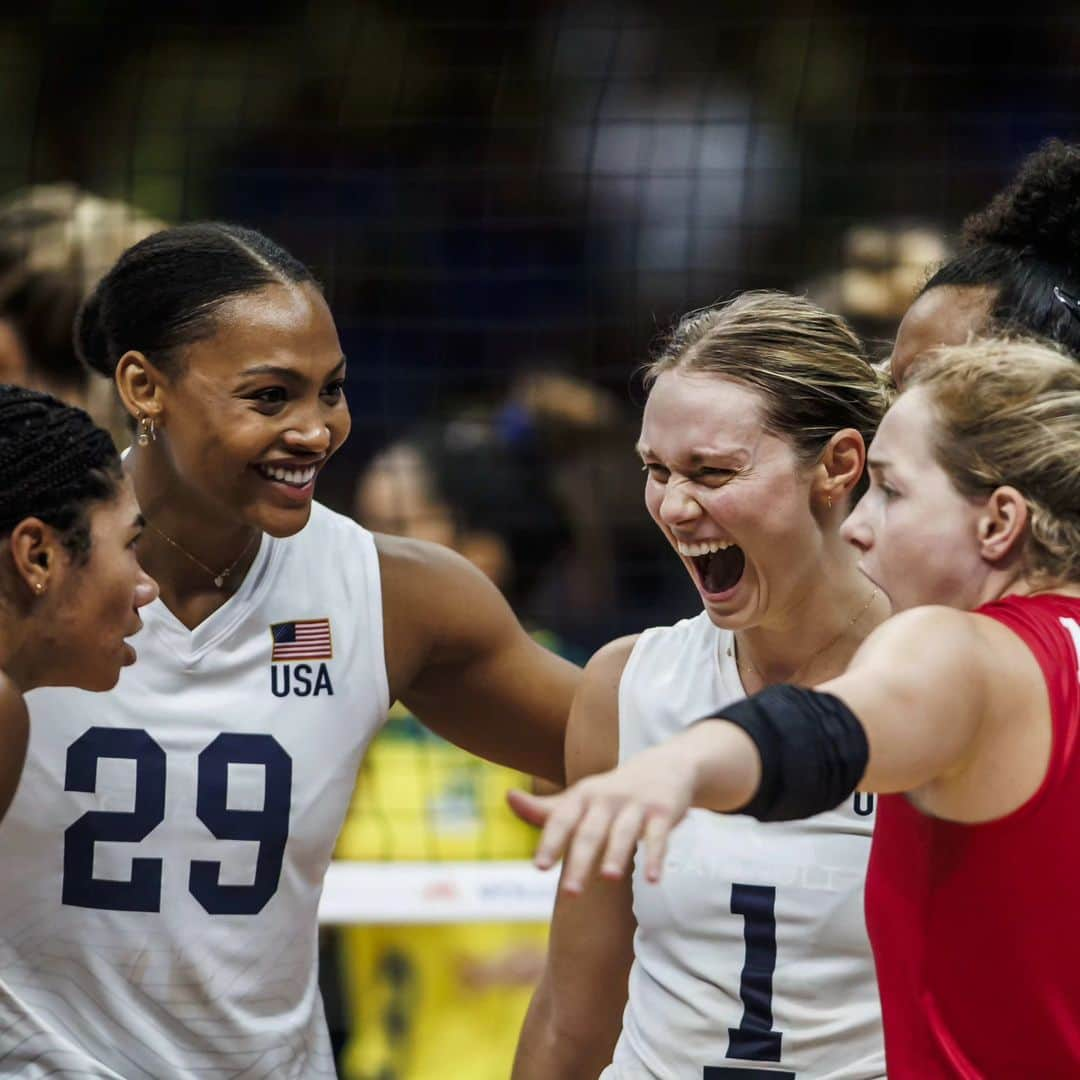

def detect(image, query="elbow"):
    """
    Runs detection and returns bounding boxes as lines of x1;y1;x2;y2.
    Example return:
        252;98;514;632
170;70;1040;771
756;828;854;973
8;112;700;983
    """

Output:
515;984;613;1079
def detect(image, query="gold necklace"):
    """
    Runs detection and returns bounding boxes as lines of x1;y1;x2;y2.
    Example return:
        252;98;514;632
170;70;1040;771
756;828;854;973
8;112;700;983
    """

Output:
145;520;259;589
728;587;879;685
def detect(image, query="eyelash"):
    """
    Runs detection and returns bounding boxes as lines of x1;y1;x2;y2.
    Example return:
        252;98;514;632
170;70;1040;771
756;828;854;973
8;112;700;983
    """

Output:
250;381;346;409
641;464;734;483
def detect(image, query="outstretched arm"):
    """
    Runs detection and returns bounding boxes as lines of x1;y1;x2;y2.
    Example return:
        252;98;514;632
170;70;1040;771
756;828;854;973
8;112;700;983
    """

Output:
512;605;1042;891
378;534;580;785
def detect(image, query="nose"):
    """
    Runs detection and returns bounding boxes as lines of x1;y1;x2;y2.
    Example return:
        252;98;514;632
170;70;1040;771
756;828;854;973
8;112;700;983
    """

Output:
658;477;703;528
283;404;332;455
134;567;159;608
840;497;872;552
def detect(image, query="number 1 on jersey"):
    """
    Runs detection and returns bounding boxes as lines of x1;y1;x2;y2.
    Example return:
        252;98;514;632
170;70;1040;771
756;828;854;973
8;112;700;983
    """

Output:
704;883;795;1079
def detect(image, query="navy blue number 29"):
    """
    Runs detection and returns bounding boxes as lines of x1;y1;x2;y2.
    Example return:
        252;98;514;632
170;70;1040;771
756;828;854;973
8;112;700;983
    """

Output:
704;884;796;1079
63;727;292;916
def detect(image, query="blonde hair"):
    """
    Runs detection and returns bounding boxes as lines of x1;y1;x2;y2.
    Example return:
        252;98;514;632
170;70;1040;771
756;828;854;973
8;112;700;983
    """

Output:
908;338;1080;584
645;290;889;498
0;184;165;444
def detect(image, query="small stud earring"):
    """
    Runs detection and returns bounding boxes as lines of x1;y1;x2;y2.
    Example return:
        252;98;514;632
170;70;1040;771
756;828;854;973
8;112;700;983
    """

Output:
827;494;833;510
137;414;156;447
34;582;45;595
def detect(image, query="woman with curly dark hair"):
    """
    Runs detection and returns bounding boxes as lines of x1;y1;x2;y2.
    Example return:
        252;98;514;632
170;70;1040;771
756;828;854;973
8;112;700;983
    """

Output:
891;138;1080;383
0;385;157;822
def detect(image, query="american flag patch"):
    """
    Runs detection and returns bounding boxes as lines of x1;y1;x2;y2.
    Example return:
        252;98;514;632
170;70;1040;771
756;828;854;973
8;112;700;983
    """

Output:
270;618;333;662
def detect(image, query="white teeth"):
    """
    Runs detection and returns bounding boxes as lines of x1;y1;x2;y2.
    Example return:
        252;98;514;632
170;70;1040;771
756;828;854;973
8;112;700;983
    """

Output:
260;464;317;486
677;539;732;557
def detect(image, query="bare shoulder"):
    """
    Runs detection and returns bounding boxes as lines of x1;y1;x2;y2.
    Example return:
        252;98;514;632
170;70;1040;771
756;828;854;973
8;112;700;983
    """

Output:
375;531;479;595
849;605;992;680
567;635;639;782
0;671;26;726
375;532;509;630
375;532;511;692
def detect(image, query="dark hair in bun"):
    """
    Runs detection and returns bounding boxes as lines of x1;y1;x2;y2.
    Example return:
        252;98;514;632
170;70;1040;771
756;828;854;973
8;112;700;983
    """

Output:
75;222;316;379
921;139;1080;356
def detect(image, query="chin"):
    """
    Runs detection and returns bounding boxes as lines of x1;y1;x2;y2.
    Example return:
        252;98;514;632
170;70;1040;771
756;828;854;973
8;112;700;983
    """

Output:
255;502;315;538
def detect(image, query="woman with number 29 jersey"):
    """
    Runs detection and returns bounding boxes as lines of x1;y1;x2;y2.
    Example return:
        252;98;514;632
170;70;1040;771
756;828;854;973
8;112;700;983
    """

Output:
0;224;579;1079
513;292;889;1079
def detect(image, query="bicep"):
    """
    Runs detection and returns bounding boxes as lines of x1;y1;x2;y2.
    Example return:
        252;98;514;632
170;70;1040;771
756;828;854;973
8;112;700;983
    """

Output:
384;538;579;783
820;609;991;795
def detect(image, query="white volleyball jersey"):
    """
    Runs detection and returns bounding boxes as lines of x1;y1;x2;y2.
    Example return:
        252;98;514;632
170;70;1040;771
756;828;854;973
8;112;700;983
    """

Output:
603;612;884;1080
0;502;388;1079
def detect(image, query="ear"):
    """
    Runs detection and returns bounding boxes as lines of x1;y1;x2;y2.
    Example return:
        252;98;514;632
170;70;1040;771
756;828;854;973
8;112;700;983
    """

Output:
6;517;65;597
815;428;867;507
115;349;167;426
976;486;1028;564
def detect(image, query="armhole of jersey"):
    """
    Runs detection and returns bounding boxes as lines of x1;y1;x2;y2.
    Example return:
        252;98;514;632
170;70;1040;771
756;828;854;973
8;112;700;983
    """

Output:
971;602;1075;825
357;526;391;721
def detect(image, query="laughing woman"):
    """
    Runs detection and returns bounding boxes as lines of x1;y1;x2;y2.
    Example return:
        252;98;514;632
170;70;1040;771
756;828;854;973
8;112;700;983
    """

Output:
515;338;1080;1076
0;223;579;1079
513;291;891;1080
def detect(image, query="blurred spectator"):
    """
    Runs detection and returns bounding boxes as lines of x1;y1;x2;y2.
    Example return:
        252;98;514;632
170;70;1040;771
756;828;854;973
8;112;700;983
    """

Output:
0;184;164;442
804;222;949;352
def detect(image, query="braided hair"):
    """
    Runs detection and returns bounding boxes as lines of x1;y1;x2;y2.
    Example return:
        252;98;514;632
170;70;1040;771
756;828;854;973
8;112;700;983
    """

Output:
0;385;121;561
922;139;1080;357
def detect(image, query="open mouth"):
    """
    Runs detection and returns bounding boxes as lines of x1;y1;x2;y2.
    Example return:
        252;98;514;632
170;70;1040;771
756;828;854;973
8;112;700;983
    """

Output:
255;463;319;489
678;539;746;595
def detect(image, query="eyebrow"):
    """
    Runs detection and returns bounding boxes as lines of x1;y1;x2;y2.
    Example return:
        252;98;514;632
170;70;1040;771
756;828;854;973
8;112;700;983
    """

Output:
866;456;891;472
237;356;347;380
635;442;744;464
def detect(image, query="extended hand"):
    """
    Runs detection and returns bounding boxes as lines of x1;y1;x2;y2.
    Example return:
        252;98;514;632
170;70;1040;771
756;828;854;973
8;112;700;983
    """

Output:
507;744;699;895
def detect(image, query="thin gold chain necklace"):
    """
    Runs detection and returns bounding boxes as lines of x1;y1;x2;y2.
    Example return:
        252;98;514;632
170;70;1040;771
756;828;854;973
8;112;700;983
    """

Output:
145;520;258;589
728;587;879;685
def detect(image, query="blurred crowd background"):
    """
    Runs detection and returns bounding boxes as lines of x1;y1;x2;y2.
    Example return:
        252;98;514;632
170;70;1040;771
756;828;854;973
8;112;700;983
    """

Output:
3;5;1078;1076
7;2;1074;646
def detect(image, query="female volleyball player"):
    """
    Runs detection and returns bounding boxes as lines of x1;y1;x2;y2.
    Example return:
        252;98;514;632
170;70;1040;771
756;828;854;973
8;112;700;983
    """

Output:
513;292;891;1079
0;223;579;1079
514;338;1080;1076
891;137;1080;383
0;386;157;823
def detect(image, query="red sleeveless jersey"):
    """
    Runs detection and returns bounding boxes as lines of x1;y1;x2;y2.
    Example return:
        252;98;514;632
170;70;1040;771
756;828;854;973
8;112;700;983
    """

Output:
866;593;1080;1078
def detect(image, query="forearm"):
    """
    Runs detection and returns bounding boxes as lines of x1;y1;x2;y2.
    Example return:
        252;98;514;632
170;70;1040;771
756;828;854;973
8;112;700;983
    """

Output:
513;975;621;1080
681;718;763;813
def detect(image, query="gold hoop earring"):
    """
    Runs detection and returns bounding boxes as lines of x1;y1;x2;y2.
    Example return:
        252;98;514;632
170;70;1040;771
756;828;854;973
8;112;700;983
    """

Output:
137;414;157;447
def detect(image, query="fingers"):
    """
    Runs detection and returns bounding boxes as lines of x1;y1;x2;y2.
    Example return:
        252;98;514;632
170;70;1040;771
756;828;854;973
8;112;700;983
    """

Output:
560;801;615;895
642;812;674;883
506;788;550;827
531;788;588;871
515;777;678;891
600;803;645;880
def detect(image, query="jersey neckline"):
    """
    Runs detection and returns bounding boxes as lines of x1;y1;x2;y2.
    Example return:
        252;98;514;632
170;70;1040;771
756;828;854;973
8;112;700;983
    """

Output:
142;528;280;663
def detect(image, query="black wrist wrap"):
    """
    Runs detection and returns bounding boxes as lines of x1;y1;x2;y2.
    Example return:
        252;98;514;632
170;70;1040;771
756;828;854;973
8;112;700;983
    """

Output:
714;685;869;822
